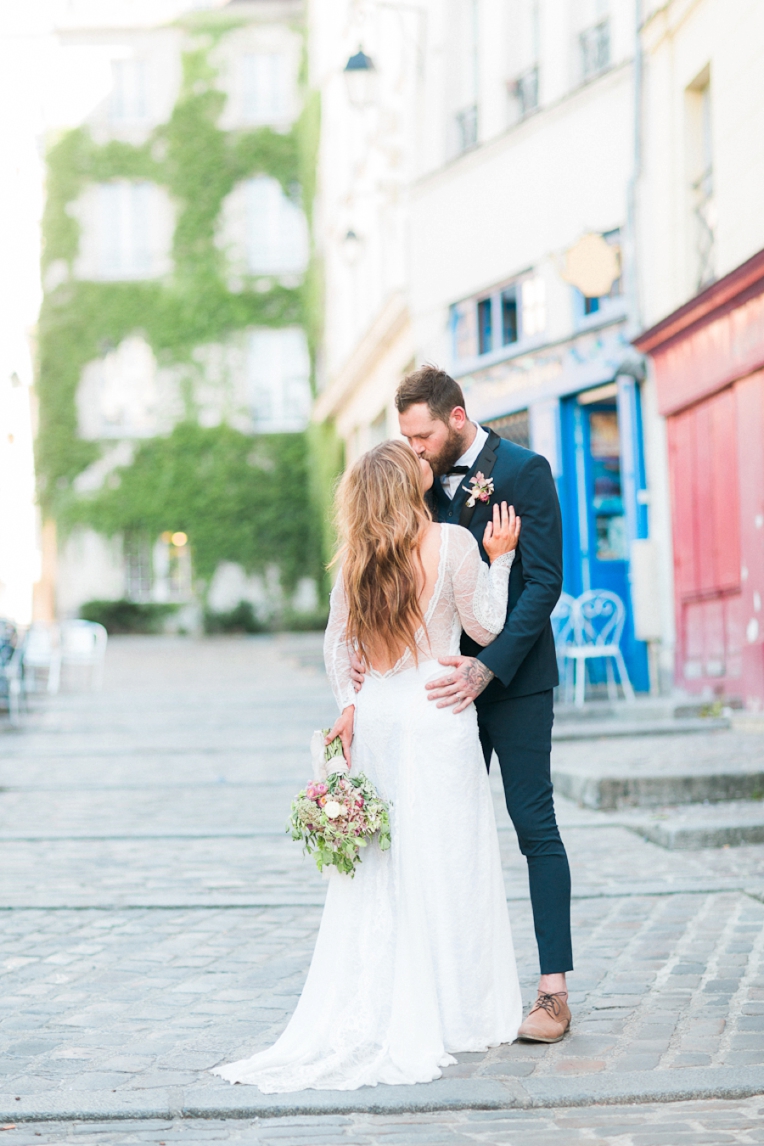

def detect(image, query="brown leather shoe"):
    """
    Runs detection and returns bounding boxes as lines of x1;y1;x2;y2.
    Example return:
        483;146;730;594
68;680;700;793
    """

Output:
517;992;571;1043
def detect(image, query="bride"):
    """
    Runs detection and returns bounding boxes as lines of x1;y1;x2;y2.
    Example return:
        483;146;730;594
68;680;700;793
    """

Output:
214;440;523;1092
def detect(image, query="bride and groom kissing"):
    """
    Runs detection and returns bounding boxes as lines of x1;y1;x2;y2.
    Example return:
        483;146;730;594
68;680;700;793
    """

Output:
214;365;573;1093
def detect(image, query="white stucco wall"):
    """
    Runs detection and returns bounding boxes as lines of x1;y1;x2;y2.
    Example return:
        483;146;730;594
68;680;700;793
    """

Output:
409;65;634;368
56;527;125;618
638;0;764;327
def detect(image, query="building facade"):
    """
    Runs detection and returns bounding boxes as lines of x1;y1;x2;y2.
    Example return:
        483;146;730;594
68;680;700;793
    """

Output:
312;0;674;693
634;0;764;707
38;0;321;626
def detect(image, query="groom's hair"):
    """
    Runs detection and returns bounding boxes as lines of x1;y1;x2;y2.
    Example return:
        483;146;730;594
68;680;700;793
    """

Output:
395;365;467;425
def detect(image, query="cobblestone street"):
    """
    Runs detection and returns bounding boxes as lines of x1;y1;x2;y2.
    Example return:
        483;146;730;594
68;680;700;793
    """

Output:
1;635;763;1143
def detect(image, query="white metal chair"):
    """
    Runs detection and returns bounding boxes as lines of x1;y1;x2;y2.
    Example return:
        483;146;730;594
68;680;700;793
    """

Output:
60;620;108;691
560;589;635;708
551;592;577;702
21;623;63;695
0;620;21;723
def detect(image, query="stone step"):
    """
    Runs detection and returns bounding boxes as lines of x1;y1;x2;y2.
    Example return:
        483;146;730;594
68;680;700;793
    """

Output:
552;716;730;740
553;696;724;722
552;751;764;815
623;800;764;850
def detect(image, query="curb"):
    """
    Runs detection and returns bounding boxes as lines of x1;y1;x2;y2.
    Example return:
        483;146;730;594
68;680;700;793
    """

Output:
2;1066;763;1123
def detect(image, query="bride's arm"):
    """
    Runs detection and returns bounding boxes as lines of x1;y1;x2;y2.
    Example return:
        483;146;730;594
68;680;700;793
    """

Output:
450;528;515;646
323;569;357;709
323;569;356;765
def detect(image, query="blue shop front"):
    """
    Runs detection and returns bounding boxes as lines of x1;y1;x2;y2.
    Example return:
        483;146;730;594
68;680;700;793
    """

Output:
454;320;650;694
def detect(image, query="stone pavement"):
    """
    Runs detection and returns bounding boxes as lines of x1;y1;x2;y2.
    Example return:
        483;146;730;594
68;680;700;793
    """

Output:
1;1098;764;1145
1;635;763;1143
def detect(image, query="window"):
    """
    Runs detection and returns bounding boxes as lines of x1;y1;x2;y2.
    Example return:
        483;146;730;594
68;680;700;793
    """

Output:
521;275;546;337
453;0;479;154
686;70;715;290
76;335;161;440
125;534;153;602
477;297;493;355
242;53;289;123
511;66;539;118
110;58;148;123
501;287;518;345
450;272;546;362
455;105;478;153
507;0;540;123
450;300;478;359
580;20;610;80
246;176;309;277
97;182;152;278
487;410;530;449
154;533;192;603
247;328;311;433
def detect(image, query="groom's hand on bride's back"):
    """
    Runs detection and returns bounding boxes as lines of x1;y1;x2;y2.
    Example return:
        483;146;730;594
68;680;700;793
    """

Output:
426;656;495;713
349;650;367;691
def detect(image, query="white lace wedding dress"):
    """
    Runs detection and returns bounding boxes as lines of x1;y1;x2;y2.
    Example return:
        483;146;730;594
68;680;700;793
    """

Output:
213;523;522;1092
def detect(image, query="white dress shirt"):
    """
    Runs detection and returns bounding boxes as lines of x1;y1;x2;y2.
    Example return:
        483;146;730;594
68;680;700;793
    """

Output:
441;423;488;500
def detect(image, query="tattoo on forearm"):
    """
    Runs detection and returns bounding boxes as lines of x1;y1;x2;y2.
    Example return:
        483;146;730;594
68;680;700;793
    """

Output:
461;660;495;694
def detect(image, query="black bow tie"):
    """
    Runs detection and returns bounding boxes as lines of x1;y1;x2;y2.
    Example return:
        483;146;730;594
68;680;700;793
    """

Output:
446;465;470;475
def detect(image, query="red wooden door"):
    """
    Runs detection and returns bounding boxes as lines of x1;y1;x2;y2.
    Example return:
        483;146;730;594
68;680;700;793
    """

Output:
735;369;764;702
667;387;742;687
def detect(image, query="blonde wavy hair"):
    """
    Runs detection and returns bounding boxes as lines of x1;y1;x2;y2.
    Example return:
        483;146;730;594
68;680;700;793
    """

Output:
332;440;432;667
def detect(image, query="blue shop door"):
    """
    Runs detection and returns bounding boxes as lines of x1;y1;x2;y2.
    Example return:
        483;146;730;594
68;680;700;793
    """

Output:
560;392;649;693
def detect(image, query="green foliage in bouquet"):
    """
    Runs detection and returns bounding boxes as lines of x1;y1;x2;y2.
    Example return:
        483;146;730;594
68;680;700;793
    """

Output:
288;734;391;877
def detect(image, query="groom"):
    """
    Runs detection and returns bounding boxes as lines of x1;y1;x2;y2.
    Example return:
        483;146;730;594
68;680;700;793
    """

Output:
348;365;573;1042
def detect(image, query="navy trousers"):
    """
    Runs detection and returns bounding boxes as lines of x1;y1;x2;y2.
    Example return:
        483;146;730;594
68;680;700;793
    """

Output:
476;688;573;975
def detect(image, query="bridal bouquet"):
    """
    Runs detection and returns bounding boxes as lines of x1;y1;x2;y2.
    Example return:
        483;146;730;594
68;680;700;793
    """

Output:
288;731;391;877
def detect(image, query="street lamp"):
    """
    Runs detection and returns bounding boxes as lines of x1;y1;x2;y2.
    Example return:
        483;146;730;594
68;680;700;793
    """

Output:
343;46;377;108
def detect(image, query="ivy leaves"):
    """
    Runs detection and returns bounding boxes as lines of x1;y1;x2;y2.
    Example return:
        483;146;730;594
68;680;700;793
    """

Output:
36;26;329;595
68;423;320;588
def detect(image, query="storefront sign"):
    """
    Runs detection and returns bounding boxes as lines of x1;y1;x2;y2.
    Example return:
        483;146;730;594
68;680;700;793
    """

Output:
462;323;631;423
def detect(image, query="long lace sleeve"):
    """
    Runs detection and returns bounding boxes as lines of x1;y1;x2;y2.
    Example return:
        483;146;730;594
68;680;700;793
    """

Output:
449;526;514;646
323;569;357;712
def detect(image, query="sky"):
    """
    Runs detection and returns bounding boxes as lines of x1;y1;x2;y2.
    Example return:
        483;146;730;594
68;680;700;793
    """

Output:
0;0;226;624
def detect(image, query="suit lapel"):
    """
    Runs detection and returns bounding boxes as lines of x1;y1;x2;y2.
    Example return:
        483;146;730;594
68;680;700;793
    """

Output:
458;428;501;528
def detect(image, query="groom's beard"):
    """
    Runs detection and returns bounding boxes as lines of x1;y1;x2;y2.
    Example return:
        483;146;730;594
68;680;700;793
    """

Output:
426;427;471;477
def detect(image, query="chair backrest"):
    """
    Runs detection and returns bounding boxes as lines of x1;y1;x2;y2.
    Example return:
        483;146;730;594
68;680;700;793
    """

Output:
60;620;108;661
0;620;17;668
22;623;60;666
573;589;627;648
551;593;577;650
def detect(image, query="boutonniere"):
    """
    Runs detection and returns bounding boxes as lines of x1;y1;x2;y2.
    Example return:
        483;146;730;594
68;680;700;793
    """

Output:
463;472;495;507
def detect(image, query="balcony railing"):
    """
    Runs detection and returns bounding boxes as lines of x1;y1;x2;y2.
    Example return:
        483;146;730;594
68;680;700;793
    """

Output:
580;21;610;81
511;66;539;118
455;105;478;153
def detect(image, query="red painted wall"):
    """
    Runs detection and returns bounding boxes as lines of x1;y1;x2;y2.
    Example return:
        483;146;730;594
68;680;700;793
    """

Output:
736;370;764;705
635;250;764;708
666;373;764;705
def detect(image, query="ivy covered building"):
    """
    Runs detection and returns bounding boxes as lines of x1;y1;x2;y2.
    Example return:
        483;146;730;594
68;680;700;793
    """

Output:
37;0;327;628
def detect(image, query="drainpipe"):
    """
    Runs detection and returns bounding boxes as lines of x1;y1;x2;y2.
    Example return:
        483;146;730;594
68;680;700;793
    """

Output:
626;1;664;695
626;0;643;338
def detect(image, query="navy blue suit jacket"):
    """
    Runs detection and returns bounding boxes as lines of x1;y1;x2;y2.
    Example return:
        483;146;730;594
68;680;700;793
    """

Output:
431;429;562;701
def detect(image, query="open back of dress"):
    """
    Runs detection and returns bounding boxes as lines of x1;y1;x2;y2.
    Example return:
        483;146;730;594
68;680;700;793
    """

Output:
213;524;522;1092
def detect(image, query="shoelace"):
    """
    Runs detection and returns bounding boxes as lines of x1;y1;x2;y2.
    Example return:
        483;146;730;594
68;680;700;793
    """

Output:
529;991;567;1018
